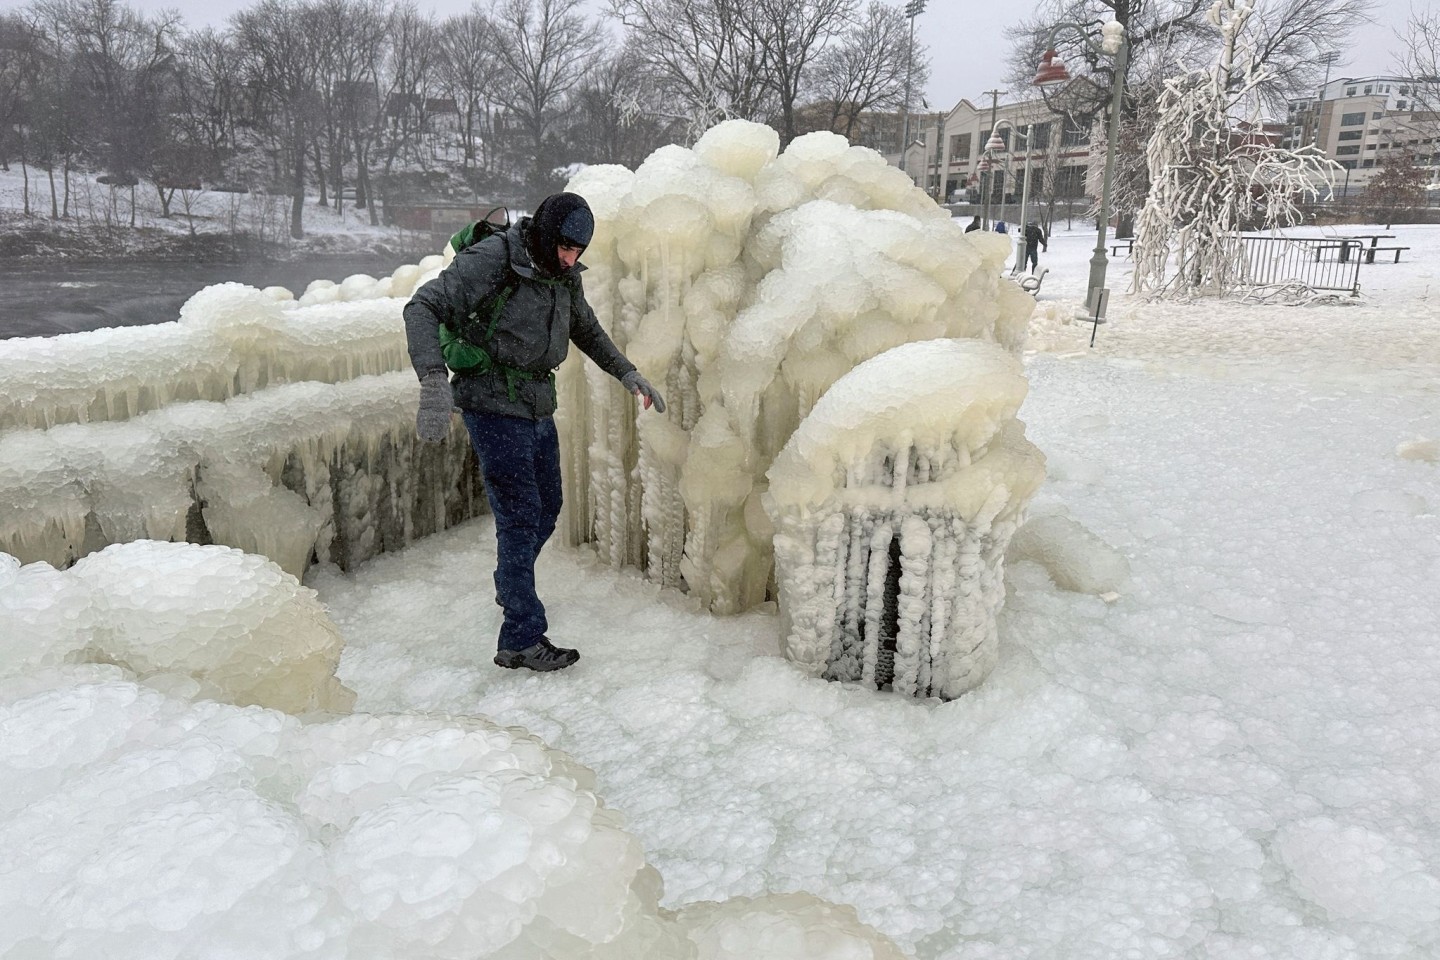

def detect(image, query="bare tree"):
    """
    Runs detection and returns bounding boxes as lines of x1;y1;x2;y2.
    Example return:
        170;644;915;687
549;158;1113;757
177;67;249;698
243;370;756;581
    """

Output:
311;0;389;216
566;44;681;167
607;0;771;136
232;0;324;239
436;7;504;177
808;1;923;140
1395;7;1440;124
491;0;601;193
740;0;856;145
373;3;440;206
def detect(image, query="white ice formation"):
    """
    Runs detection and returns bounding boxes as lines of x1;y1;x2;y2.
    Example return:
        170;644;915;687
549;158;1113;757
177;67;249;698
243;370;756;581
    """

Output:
552;121;1034;619
1007;514;1131;596
0;540;353;712
764;340;1044;699
1;544;908;960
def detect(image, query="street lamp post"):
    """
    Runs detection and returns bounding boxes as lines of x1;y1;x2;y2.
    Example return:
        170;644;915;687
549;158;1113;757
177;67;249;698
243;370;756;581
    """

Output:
988;118;1036;273
898;0;926;181
1034;20;1128;317
979;88;1004;229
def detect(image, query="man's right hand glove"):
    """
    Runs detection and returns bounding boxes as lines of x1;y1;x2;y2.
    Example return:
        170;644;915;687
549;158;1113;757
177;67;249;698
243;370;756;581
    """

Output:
416;370;454;443
621;370;666;413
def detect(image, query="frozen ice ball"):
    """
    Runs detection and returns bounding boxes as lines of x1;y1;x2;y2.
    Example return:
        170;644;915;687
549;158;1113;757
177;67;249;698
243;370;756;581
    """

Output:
68;540;353;714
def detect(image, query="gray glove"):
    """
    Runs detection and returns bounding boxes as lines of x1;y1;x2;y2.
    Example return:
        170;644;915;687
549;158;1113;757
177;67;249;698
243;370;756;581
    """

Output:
621;370;666;413
416;370;454;443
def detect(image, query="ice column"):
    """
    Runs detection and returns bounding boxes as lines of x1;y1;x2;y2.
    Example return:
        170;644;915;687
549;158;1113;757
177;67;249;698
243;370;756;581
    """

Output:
765;339;1045;700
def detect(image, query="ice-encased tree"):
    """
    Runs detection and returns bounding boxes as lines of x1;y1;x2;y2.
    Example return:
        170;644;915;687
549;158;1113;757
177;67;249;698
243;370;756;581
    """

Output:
1131;0;1337;298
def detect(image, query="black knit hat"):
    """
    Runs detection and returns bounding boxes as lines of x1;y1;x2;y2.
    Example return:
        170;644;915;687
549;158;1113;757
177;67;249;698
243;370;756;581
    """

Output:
527;192;592;276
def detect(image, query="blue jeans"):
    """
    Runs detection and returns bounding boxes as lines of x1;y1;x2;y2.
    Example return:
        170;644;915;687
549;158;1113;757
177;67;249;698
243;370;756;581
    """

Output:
462;412;563;651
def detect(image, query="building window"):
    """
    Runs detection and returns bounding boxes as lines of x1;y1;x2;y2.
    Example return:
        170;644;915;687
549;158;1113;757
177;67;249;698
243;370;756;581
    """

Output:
1362;159;1375;168
1400;86;1410;95
1339;160;1357;169
1372;111;1383;119
1055;165;1087;197
1364;86;1373;94
1340;111;1366;126
1365;143;1377;150
1346;87;1357;96
1028;122;1051;150
1337;130;1363;141
1335;145;1361;155
949;133;971;160
1061;117;1089;146
1398;101;1408;110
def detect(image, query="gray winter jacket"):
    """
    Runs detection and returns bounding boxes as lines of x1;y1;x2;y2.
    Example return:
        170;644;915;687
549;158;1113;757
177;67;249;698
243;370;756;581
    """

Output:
403;219;635;419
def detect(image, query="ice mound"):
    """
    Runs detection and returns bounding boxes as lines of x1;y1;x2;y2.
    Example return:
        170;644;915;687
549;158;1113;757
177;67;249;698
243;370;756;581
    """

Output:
675;892;908;960
1396;437;1439;462
1007;515;1131;595
558;119;1036;616
766;340;1045;699
0;670;909;960
0;541;354;713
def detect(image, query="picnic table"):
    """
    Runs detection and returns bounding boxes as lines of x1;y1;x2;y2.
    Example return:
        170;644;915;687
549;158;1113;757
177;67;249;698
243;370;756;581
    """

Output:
1311;234;1404;263
1344;234;1397;263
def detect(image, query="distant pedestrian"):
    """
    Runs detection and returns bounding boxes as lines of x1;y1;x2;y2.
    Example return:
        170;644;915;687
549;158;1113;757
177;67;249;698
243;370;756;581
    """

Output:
1023;220;1048;272
994;220;1008;235
964;215;981;233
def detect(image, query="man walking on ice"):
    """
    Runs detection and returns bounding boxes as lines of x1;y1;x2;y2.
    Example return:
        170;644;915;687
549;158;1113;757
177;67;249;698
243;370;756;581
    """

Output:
404;192;665;672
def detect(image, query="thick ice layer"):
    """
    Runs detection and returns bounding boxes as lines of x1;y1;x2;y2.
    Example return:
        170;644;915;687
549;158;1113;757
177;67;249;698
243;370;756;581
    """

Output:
557;120;1036;614
0;277;422;432
0;372;483;574
0;674;661;959
0;666;910;960
765;340;1045;699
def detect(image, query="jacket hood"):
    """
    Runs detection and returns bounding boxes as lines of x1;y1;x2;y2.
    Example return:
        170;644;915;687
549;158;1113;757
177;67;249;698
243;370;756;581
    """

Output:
525;192;593;277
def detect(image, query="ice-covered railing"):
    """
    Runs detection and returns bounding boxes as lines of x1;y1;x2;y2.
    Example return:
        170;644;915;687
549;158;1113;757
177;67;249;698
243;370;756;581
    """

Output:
0;262;445;432
557;120;1034;615
0;371;482;573
765;340;1045;700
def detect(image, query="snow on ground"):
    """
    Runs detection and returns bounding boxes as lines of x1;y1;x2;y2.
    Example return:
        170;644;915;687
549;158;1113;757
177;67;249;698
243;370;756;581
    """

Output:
301;219;1440;957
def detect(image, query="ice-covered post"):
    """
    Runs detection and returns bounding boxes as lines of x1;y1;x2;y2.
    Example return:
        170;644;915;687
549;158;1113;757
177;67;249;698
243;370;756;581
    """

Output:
764;340;1045;701
1033;21;1129;316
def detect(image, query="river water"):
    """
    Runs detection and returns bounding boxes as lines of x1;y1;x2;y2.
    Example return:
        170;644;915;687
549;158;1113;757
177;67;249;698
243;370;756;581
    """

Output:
0;255;410;339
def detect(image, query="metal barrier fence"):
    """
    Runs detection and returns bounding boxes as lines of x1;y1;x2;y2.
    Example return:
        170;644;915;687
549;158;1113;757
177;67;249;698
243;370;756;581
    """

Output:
1239;235;1362;296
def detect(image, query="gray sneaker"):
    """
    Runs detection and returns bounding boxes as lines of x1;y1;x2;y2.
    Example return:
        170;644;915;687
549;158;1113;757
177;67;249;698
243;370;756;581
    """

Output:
493;638;580;672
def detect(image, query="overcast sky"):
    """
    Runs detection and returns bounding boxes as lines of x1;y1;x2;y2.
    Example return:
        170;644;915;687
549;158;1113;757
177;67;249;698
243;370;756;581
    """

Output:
44;0;1416;115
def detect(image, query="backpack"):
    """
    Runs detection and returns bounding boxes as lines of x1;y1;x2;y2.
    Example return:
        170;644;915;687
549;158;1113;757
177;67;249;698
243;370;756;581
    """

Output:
448;205;511;254
438;208;570;402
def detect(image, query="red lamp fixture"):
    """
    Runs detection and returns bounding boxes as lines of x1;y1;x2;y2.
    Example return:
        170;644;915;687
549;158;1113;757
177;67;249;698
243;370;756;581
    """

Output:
1033;49;1071;87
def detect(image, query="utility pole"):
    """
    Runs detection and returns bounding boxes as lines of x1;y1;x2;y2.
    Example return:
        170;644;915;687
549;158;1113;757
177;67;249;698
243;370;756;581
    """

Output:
980;89;1004;229
898;0;926;182
1313;51;1339;148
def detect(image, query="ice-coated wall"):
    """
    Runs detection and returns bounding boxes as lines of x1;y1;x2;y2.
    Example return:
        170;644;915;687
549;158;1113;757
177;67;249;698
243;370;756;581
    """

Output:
1;543;911;960
554;120;1034;614
0;274;440;432
0;264;485;576
0;370;482;573
765;340;1045;700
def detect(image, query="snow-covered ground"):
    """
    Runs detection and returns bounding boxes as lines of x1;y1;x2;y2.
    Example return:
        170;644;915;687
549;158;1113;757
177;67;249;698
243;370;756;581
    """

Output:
298;221;1440;957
